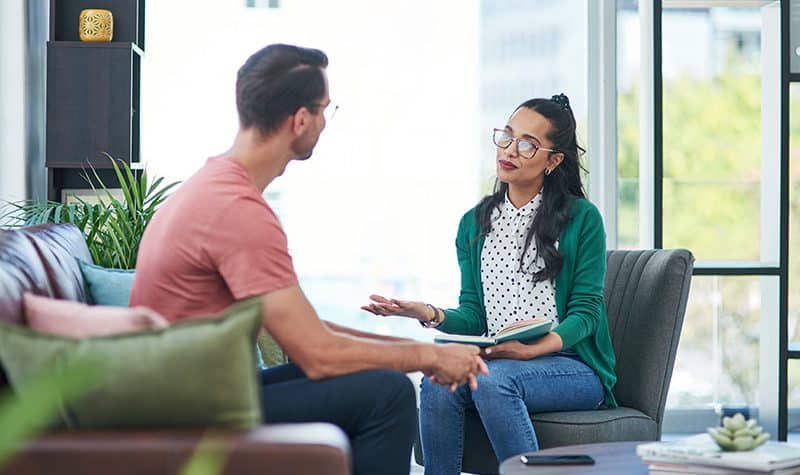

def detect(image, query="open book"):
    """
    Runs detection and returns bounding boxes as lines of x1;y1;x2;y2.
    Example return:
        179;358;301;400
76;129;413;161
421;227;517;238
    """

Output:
434;318;553;347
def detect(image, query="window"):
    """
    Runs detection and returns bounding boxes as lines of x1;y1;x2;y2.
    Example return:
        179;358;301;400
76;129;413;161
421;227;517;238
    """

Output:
143;0;589;340
617;0;640;249
669;276;769;409
141;0;794;437
662;7;766;262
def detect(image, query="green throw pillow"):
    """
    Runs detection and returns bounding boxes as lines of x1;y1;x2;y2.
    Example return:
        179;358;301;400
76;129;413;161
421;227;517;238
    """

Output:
76;259;275;368
77;259;135;306
0;297;264;429
258;331;289;368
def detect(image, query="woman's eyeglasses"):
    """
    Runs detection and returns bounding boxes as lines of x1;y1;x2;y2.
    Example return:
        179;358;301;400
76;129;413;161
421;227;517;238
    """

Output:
492;128;556;159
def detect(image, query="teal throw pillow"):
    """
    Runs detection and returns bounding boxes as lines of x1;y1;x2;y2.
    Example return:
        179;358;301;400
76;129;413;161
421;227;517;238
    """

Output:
77;259;135;306
0;297;264;429
77;258;269;369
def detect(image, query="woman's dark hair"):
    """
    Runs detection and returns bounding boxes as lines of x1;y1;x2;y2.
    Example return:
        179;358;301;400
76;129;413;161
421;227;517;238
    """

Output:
475;94;587;283
236;44;328;136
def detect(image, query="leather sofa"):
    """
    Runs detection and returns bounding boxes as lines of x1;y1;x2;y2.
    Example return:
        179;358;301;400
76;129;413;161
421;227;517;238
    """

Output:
0;223;350;475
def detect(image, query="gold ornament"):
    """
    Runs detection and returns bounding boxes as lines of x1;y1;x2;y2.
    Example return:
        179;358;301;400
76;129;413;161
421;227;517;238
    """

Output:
79;9;113;42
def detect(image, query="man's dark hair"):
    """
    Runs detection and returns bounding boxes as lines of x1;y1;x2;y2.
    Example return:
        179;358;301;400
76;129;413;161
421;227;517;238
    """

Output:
236;44;328;136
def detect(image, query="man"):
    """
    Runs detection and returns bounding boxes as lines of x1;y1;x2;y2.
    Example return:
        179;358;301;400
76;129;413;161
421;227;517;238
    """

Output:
129;44;487;475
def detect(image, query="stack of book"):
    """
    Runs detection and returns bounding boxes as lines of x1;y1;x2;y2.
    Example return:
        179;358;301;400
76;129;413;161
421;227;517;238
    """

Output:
636;434;800;474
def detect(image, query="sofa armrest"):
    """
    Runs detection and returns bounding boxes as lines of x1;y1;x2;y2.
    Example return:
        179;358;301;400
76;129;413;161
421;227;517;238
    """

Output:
1;423;350;475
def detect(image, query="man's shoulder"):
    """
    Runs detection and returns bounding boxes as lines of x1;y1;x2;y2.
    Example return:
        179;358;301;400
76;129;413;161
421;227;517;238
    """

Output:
178;158;273;219
185;157;257;193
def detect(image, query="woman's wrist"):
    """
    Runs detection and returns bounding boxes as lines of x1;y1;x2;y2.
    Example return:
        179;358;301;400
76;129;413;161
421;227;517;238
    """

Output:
424;304;436;323
523;342;542;359
420;304;443;328
527;333;563;358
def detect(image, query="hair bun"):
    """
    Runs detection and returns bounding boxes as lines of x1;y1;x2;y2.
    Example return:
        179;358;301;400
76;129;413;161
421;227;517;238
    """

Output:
551;93;571;110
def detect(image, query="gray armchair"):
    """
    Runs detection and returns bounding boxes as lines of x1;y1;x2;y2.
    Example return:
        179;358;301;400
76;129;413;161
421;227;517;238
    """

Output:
414;249;694;474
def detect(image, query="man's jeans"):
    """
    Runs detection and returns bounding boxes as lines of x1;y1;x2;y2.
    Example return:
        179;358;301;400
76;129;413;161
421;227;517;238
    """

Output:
260;363;417;475
419;353;604;475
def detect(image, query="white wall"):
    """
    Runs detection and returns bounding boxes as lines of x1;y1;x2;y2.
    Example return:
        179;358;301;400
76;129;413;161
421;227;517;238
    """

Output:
0;0;27;205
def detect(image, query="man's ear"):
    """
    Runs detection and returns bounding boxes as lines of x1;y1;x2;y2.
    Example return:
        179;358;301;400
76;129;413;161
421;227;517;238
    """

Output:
290;107;313;135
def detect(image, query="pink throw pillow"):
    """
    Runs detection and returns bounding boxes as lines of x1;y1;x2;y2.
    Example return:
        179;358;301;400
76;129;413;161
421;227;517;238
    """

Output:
23;293;169;338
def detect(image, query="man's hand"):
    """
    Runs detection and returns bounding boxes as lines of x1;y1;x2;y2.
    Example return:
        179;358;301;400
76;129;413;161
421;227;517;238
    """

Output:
428;344;488;391
261;287;488;381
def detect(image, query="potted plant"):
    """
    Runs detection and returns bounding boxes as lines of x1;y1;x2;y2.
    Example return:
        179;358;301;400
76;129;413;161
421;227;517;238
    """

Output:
0;156;179;270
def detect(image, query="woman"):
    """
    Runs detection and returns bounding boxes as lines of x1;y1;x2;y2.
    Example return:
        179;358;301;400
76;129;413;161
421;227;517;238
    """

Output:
362;94;617;474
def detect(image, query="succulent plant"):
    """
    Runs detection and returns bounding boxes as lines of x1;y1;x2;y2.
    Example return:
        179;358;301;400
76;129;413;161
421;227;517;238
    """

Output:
707;413;770;451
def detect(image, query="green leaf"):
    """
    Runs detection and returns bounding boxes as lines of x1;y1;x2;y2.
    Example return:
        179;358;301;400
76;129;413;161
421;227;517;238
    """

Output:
0;357;104;469
1;154;180;269
178;432;230;475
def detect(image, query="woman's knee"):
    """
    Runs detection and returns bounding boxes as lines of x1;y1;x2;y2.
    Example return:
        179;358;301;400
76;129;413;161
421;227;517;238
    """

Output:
420;376;474;416
471;371;520;402
420;375;455;404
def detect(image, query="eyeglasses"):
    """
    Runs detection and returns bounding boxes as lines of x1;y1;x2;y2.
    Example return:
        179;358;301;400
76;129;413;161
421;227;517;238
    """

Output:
492;128;556;159
318;101;339;121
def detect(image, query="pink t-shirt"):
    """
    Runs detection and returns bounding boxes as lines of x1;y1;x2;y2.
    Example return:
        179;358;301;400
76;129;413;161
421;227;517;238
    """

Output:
129;157;298;321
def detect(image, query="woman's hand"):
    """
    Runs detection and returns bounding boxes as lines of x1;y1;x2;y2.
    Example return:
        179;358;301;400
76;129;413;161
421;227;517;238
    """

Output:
482;340;536;360
483;333;564;360
360;294;435;324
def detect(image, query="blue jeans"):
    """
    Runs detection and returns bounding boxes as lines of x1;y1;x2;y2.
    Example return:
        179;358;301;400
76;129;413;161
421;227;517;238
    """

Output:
419;353;604;475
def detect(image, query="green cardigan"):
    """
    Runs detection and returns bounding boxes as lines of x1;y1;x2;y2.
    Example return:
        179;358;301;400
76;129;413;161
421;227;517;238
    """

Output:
439;198;618;408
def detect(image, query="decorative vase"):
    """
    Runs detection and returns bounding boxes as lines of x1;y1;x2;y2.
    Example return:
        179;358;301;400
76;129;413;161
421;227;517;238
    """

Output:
79;9;113;42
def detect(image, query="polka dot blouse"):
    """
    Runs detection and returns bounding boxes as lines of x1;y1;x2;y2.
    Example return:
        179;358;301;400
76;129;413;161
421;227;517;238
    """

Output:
480;191;558;337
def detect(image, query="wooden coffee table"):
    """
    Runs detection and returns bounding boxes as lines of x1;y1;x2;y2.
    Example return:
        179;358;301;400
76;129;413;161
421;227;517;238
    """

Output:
499;441;649;474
